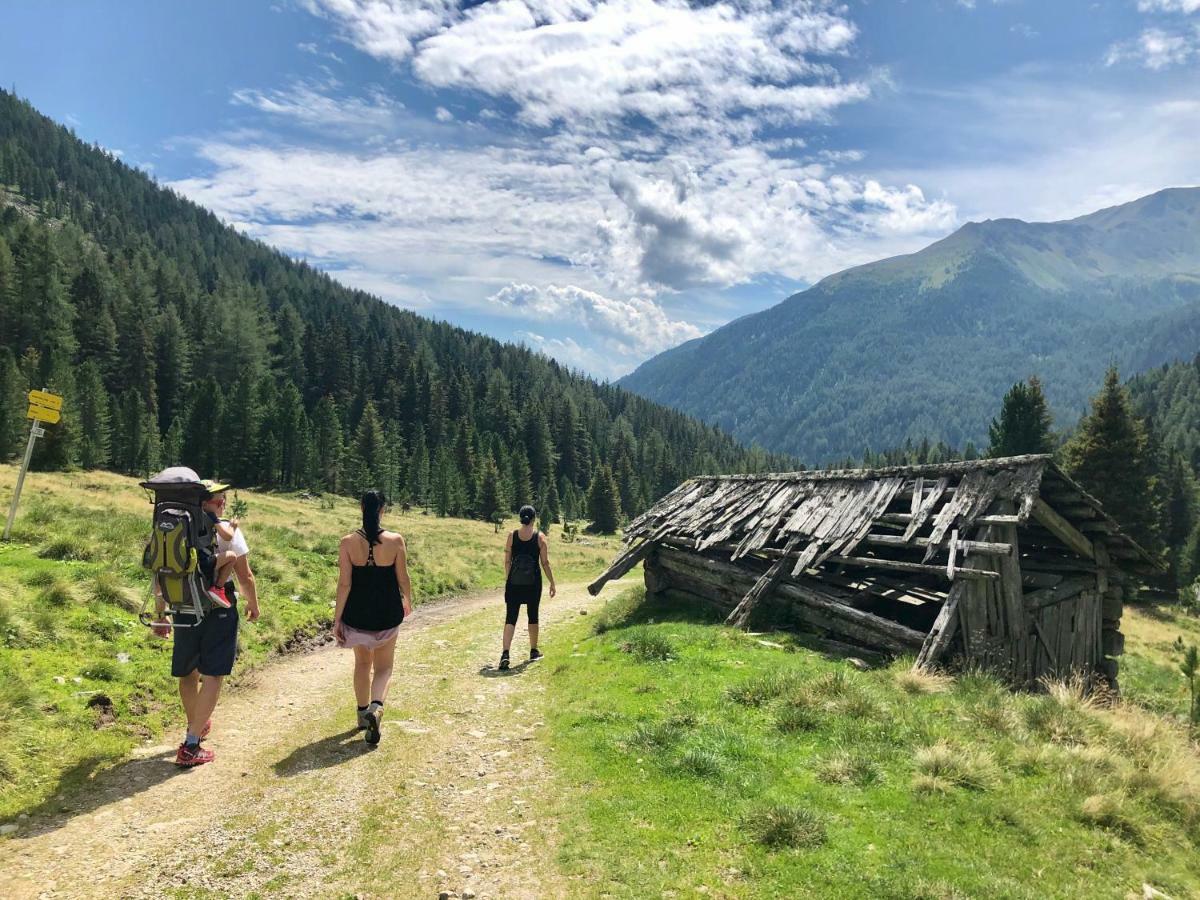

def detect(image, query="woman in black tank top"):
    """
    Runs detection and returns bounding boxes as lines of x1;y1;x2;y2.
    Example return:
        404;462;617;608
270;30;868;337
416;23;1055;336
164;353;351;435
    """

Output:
333;490;413;745
498;504;556;671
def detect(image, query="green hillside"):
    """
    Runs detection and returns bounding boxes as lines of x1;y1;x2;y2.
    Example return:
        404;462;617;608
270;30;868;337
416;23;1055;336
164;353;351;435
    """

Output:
0;90;789;524
621;188;1200;463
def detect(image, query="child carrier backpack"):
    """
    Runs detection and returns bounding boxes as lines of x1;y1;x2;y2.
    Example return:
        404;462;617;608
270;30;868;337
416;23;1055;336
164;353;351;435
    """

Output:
138;467;216;630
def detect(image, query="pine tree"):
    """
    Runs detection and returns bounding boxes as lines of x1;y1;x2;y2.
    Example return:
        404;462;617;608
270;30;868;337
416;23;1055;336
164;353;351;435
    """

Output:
407;426;430;507
988;377;1054;457
586;465;622;534
75;360;111;469
1062;366;1162;556
476;458;506;527
312;395;344;493
509;444;534;512
0;347;26;459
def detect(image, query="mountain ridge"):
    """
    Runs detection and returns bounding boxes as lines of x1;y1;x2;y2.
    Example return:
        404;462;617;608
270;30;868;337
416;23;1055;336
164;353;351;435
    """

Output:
621;186;1200;462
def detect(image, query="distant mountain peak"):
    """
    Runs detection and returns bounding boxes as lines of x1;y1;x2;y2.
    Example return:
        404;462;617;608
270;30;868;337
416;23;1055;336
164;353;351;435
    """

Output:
621;187;1200;463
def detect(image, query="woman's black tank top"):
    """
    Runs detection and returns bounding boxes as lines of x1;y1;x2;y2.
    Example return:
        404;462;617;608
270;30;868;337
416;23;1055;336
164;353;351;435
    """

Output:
342;530;405;631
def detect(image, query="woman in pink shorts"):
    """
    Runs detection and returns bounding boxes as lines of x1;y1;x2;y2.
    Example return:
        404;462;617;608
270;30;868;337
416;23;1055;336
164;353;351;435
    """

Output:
333;490;413;745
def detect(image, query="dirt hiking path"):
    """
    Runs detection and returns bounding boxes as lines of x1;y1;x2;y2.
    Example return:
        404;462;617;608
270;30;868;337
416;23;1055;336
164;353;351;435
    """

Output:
0;583;606;899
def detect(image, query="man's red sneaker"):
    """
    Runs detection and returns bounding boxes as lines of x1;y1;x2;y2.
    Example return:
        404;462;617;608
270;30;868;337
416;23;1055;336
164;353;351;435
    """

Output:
175;742;215;767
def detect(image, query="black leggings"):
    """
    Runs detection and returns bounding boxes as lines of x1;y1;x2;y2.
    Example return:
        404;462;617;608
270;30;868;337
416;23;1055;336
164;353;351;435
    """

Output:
504;599;540;626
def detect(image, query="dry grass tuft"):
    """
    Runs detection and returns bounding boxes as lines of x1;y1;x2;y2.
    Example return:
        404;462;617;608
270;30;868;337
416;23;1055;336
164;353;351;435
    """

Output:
818;751;879;786
913;741;1000;791
895;667;952;695
744;803;827;850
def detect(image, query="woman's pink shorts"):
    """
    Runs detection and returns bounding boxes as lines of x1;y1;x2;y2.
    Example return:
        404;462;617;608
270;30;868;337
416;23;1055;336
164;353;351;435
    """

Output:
339;624;399;649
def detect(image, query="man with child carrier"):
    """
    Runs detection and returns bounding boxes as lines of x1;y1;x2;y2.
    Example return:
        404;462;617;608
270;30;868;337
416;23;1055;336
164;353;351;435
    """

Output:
140;467;259;767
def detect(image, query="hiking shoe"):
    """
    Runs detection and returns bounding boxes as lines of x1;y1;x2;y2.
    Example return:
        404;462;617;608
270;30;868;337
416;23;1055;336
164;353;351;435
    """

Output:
529;648;543;662
356;708;371;731
175;742;215;767
498;651;510;671
206;585;232;609
364;705;382;746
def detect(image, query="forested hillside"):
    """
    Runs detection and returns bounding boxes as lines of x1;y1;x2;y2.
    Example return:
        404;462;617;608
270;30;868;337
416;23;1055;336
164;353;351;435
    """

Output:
0;91;789;522
622;188;1200;463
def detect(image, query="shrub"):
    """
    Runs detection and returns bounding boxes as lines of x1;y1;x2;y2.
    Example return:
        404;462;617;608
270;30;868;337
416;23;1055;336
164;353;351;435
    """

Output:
818;751;880;786
675;747;726;780
895;667;952;695
81;660;119;682
776;703;821;734
1078;792;1144;844
37;578;75;607
38;535;96;562
726;670;805;707
745;803;827;850
626;719;684;750
619;628;675;662
913;741;999;791
89;570;138;612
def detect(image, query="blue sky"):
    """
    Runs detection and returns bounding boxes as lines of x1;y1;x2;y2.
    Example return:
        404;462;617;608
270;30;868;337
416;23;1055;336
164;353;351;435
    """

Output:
5;0;1200;378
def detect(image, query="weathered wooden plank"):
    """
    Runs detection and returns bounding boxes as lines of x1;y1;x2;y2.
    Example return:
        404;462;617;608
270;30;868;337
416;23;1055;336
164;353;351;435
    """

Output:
827;555;1000;581
588;524;671;595
726;537;801;627
915;580;966;670
862;533;1012;556
881;512;1021;527
1024;577;1092;610
1031;498;1094;560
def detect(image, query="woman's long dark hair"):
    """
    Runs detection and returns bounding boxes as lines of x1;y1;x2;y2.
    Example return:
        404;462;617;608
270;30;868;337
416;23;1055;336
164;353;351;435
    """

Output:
361;490;387;545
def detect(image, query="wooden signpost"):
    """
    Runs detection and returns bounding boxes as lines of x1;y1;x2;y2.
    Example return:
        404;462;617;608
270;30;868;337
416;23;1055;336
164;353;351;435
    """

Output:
3;389;63;541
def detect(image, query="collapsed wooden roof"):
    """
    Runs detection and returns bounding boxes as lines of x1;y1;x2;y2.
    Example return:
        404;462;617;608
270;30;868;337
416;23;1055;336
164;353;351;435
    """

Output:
590;455;1157;598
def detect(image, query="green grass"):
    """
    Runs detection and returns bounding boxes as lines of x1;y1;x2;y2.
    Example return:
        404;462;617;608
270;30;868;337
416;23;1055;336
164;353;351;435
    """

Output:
1122;603;1200;721
0;465;617;821
545;586;1200;898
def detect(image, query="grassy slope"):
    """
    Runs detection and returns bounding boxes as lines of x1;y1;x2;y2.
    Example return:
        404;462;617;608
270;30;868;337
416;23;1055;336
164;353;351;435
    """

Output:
0;465;617;820
545;588;1200;899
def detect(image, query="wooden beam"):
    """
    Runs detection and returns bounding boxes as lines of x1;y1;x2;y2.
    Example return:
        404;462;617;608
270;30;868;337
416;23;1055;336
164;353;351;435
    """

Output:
1024;578;1092;610
1031;498;1094;561
726;538;800;628
915;581;965;670
588;524;670;595
828;555;1000;581
880;512;1020;527
863;532;1012;556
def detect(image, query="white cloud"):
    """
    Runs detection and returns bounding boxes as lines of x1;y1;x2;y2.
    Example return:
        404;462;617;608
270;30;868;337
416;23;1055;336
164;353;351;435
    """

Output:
1138;0;1200;12
305;0;867;137
231;81;405;132
434;105;453;122
515;331;622;377
1105;26;1199;69
879;80;1200;225
494;283;703;357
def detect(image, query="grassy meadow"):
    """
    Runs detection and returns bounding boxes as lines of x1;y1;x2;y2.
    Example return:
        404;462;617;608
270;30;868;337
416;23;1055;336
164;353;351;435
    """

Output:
0;464;617;821
544;586;1200;899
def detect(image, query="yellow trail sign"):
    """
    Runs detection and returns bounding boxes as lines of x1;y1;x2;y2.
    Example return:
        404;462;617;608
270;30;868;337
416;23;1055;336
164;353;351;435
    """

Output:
28;390;63;411
27;404;61;424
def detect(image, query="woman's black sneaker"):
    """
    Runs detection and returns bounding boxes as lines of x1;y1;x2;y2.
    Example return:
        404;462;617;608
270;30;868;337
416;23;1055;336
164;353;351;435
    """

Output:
498;650;510;671
364;702;382;745
529;648;543;662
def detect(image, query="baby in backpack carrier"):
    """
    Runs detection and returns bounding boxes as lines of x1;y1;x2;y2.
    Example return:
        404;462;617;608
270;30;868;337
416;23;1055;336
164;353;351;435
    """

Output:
202;517;241;609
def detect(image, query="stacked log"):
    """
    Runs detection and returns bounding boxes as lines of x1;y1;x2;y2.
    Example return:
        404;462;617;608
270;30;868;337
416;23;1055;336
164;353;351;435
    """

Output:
648;543;926;656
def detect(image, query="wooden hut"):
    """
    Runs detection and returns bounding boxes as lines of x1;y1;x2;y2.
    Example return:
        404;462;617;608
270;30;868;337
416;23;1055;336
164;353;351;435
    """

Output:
589;455;1158;688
